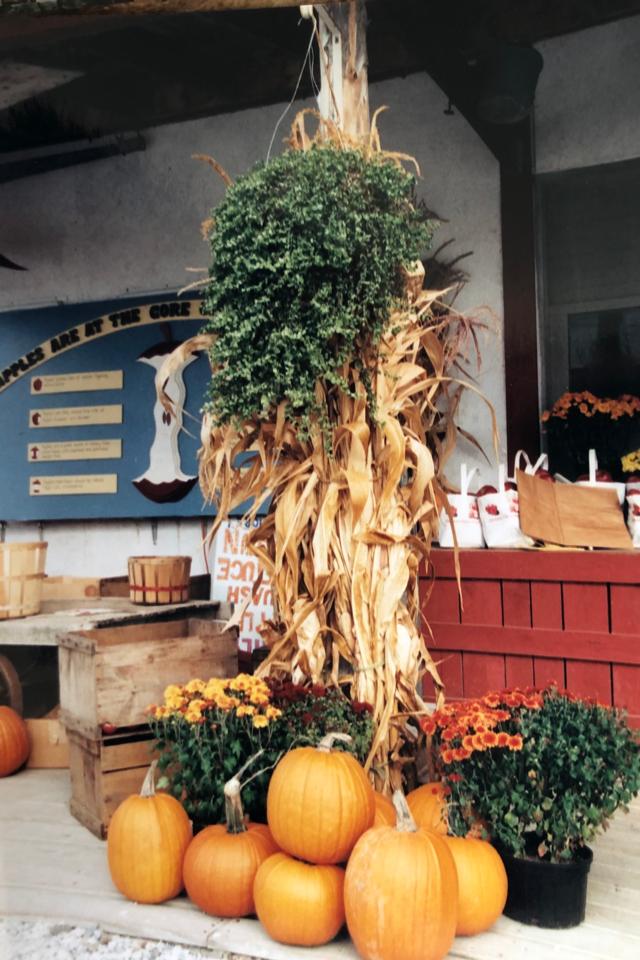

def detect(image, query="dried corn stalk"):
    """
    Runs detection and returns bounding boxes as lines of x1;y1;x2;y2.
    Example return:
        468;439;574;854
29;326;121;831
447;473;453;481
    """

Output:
159;113;494;792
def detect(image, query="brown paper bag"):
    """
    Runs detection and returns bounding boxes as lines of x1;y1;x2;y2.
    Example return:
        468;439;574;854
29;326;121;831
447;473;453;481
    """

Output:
517;470;633;549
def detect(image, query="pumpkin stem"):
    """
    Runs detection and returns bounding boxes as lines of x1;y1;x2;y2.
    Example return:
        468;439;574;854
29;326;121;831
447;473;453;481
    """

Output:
392;789;418;833
223;777;247;834
223;748;265;835
140;760;158;798
317;731;352;753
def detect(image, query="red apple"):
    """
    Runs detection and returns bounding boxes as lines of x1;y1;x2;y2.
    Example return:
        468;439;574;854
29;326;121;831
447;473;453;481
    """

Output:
477;484;497;497
101;722;117;735
577;470;613;482
535;469;555;482
626;474;640;482
485;504;500;516
505;481;517;491
628;487;640;496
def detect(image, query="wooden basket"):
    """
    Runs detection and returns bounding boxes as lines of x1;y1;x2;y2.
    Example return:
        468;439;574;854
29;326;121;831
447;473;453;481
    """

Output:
0;541;47;620
127;555;191;605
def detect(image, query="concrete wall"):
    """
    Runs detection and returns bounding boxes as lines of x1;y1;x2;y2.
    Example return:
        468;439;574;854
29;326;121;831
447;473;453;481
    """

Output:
535;15;640;174
0;71;504;575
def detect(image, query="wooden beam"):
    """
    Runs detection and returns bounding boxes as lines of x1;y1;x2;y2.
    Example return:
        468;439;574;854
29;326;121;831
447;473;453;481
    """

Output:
313;1;369;138
10;0;353;16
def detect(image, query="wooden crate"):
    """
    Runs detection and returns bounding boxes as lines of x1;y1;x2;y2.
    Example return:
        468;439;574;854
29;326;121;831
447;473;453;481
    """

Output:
59;616;238;739
68;726;159;838
26;707;69;769
421;548;640;725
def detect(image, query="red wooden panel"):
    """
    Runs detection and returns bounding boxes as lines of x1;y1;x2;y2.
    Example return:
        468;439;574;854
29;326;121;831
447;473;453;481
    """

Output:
460;581;502;627
502;581;531;627
422;578;460;624
610;585;640;635
534;658;565;689
426;623;640;666
429;651;464;699
563;584;609;634
566;661;612;705
613;665;640;717
462;653;505;698
531;582;563;629
428;548;640;584
506;655;534;688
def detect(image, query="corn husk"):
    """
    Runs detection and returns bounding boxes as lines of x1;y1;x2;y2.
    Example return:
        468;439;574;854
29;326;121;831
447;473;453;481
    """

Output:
159;112;495;791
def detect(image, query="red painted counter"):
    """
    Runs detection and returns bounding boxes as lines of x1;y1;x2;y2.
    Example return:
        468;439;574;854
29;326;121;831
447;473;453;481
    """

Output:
420;549;640;724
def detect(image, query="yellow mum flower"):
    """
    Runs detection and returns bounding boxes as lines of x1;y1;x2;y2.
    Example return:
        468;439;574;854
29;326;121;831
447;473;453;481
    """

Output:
184;679;205;694
189;699;206;714
265;706;282;720
163;684;183;702
229;674;252;692
237;704;257;718
253;714;269;729
165;695;185;711
204;679;224;700
215;694;236;712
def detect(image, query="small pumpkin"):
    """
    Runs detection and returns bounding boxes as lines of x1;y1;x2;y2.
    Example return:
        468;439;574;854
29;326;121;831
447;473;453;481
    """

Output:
254;852;345;946
345;790;458;960
406;781;448;834
373;792;395;826
184;767;279;917
0;705;30;777
267;732;374;864
443;836;508;936
107;761;192;904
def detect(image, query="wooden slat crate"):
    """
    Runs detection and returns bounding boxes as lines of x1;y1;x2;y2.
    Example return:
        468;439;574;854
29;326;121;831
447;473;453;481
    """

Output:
59;616;238;739
421;549;640;725
67;725;159;838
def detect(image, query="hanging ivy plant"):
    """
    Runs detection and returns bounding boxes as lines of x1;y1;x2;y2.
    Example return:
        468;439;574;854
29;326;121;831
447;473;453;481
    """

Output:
202;143;434;436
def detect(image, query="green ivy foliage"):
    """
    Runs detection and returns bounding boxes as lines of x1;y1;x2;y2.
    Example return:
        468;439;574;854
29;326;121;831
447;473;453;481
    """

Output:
202;144;434;435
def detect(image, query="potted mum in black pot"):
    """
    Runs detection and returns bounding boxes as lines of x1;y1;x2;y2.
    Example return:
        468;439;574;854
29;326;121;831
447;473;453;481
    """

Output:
422;685;640;928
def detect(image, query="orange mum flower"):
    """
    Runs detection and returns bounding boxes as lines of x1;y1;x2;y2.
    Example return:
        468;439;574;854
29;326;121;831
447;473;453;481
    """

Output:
523;695;543;710
496;732;510;747
441;748;455;765
507;735;524;751
493;709;510;721
453;747;472;761
482;731;499;747
471;733;487;752
462;734;475;752
421;717;437;736
482;693;501;708
441;727;459;742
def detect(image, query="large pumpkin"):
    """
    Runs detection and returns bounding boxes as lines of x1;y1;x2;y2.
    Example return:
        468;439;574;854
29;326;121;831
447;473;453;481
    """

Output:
107;762;192;904
254;852;345;946
0;705;30;777
406;781;448;834
345;791;458;960
373;792;395;826
267;732;374;864
184;770;278;917
443;836;508;936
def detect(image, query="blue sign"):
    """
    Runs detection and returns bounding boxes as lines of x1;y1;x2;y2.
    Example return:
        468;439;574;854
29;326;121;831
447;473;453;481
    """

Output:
0;293;213;521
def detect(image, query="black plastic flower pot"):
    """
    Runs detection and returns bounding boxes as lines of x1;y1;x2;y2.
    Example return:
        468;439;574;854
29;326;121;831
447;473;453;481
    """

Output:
498;845;593;929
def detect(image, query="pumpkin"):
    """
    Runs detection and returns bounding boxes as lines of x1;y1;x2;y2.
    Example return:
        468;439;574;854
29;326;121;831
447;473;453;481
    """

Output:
107;761;192;904
254;852;345;946
267;732;374;864
183;770;278;917
443;836;508;936
345;791;458;960
406;781;448;834
0;705;30;777
373;792;395;826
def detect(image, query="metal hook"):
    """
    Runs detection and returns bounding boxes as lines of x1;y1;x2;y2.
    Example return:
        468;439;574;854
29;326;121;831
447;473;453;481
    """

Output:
151;519;158;546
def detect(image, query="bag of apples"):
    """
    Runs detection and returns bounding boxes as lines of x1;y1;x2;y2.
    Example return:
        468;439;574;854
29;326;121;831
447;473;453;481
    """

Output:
626;473;640;548
477;463;533;548
438;464;485;548
575;449;626;505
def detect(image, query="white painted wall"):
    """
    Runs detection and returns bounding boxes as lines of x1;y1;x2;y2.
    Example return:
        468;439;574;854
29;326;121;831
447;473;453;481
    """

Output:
535;15;640;174
0;71;504;575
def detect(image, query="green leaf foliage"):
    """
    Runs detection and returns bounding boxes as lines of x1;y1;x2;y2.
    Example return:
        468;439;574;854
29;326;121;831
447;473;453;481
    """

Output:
202;144;434;436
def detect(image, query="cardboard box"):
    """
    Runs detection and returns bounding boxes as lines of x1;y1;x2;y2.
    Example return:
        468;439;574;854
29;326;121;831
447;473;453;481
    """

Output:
26;708;69;769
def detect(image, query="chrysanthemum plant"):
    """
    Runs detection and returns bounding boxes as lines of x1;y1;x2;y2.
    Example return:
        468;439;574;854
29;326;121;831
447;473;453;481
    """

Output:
160;111;490;792
422;685;640;862
148;674;374;825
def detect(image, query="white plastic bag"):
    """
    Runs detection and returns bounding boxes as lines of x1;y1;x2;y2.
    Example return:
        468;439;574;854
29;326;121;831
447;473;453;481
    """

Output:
478;464;532;548
575;449;626;506
438;464;485;548
513;450;550;478
627;493;640;548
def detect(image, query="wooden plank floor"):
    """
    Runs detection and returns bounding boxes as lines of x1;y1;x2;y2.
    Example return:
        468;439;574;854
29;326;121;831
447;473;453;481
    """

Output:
1;770;639;960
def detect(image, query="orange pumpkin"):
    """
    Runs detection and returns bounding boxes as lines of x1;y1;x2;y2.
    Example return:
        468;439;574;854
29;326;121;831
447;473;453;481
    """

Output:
406;781;448;834
184;772;278;917
254;852;345;946
0;705;30;777
267;732;374;864
345;791;458;960
107;762;192;904
443;836;508;936
373;792;395;826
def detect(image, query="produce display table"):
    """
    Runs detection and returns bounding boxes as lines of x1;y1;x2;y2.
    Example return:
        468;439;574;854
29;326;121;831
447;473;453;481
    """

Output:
420;549;640;724
0;597;223;648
